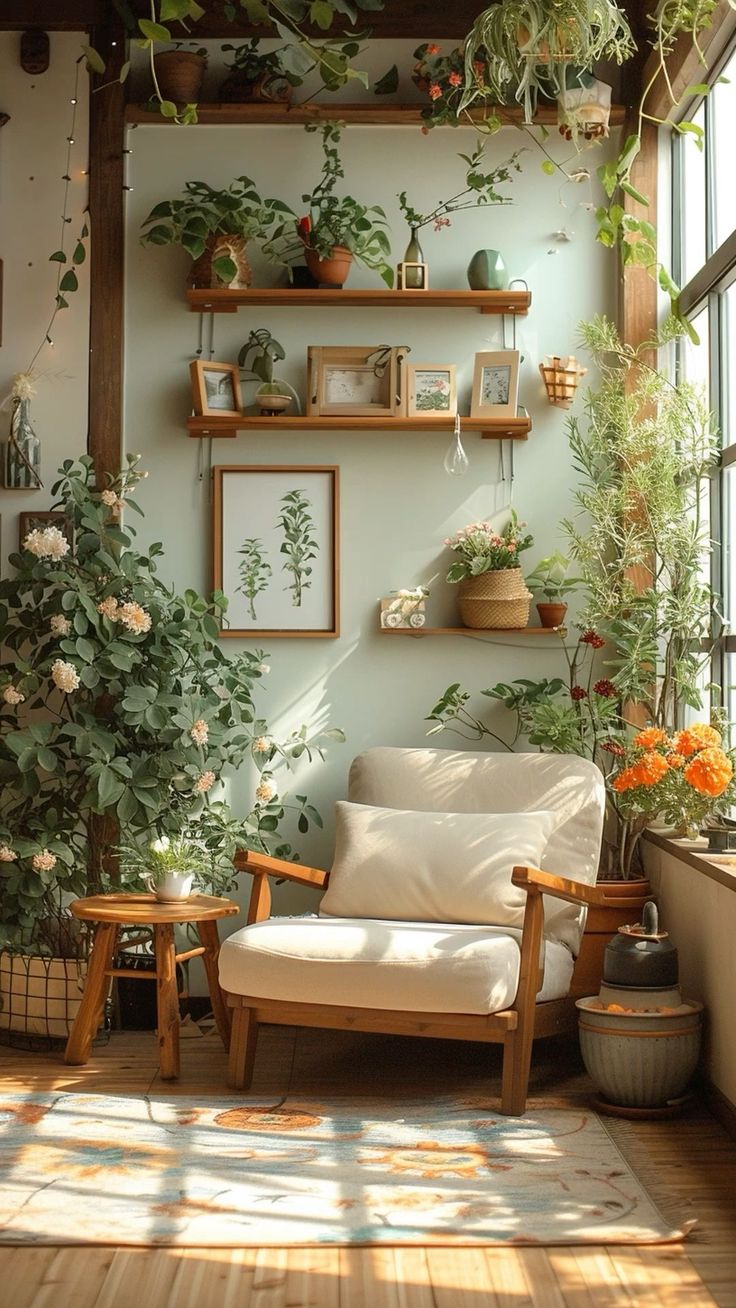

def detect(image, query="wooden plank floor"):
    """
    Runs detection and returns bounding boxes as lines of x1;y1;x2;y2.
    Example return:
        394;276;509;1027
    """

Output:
1;1023;735;1307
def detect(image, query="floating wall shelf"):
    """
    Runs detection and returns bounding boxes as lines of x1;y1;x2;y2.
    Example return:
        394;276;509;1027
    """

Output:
187;415;532;440
127;102;627;129
379;626;560;637
186;288;531;315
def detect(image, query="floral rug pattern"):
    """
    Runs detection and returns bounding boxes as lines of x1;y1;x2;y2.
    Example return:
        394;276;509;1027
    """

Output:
0;1093;680;1246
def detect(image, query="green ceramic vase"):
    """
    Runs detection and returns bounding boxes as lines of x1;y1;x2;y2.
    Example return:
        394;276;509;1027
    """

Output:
467;249;506;291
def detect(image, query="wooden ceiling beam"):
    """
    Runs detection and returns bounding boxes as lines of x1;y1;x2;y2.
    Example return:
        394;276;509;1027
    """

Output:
638;0;736;122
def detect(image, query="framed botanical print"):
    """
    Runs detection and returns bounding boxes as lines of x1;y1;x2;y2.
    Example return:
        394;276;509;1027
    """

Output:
190;360;242;418
307;346;404;418
212;465;339;638
405;364;457;417
470;350;520;419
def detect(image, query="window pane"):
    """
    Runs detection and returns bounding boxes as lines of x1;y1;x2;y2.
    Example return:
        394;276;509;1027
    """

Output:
724;466;736;640
680;102;707;284
713;50;736;250
680;306;710;399
723;281;736;448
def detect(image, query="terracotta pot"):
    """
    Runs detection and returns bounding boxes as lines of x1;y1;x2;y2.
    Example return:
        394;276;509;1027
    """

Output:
536;601;568;628
219;70;293;104
153;51;206;104
570;879;653;999
303;245;353;287
189;233;252;290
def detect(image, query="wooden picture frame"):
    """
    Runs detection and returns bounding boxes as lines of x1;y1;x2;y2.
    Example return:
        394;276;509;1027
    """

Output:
396;261;429;290
18;511;72;552
212;465;339;639
405;364;457;418
307;346;403;418
190;360;242;418
470;350;520;419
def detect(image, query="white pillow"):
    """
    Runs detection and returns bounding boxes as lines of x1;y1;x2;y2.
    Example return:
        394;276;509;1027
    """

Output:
320;801;557;928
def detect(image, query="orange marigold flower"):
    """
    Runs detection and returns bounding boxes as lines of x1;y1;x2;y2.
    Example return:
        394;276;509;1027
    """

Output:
632;726;669;750
665;753;685;769
673;723;722;756
683;747;733;797
636;751;670;786
613;766;639;793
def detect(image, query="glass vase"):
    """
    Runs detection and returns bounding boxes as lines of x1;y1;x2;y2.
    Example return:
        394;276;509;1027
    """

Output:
402;227;425;289
5;396;41;489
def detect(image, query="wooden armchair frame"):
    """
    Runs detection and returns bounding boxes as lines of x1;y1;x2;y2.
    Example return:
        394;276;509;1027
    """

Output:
225;851;612;1115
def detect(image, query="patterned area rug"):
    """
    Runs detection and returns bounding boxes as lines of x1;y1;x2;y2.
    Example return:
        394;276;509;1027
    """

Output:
0;1093;683;1246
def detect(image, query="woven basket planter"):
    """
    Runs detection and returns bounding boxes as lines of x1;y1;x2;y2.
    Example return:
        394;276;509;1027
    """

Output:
458;568;532;630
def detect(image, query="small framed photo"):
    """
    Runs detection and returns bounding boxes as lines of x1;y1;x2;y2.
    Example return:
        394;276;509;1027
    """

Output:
470;350;520;419
406;364;457;417
190;360;242;418
307;346;403;418
213;465;339;638
18;511;72;552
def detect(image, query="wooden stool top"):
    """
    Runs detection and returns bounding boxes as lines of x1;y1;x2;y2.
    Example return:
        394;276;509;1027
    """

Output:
70;893;240;925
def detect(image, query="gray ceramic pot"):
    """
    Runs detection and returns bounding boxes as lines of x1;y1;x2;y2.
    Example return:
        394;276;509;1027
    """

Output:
576;997;703;1107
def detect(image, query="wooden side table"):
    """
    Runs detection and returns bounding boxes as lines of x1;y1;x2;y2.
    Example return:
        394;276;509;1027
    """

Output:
64;893;239;1080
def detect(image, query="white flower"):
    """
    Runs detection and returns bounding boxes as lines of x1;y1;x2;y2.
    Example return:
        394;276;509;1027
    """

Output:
118;601;152;634
101;489;124;514
190;719;209;746
151;836;170;854
253;736;272;753
258;663;270;675
11;372;35;401
32;849;57;873
50;614;71;637
3;685;24;705
255;780;276;805
0;844;18;862
194;770;216;793
51;659;80;693
23;526;70;561
97;596;120;620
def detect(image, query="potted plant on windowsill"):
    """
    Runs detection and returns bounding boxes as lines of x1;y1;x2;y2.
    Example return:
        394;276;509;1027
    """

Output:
526;551;580;627
140;177;295;289
263;122;393;288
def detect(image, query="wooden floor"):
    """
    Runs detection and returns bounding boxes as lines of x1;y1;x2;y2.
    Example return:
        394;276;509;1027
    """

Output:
2;1022;735;1307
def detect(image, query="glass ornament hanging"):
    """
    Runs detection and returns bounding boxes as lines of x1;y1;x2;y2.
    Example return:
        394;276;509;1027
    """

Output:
443;413;469;477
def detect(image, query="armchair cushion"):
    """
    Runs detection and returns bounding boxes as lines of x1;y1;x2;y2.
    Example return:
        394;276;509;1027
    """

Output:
319;802;556;929
219;917;575;1015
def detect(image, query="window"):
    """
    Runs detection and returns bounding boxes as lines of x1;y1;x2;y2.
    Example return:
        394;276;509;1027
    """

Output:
672;41;736;729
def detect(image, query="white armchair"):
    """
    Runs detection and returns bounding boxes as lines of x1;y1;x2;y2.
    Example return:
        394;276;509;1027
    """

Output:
220;747;608;1115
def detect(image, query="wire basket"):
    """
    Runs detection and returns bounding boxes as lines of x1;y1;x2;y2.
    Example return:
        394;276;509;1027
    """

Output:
0;950;88;1050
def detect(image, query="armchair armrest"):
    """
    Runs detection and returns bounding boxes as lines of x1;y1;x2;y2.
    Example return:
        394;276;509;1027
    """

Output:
234;849;328;891
512;865;610;907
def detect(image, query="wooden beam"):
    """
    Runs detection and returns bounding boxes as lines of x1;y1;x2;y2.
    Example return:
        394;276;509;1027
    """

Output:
0;2;109;29
643;0;736;122
620;118;658;353
87;23;125;485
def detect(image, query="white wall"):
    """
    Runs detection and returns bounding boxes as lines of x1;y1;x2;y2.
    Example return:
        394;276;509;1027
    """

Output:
0;32;90;565
123;113;616;933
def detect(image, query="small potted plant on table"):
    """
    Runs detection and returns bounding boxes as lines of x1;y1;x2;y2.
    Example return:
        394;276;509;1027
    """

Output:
445;512;534;629
526;551;579;627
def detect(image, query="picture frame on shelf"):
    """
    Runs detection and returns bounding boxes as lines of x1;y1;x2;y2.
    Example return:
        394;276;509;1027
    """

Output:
396;261;429;290
18;510;73;553
307;346;406;418
470;350;520;419
190;360;243;418
405;364;457;417
212;465;339;638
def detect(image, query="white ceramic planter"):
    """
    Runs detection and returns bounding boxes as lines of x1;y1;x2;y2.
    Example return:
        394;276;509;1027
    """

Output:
146;871;195;903
0;951;87;1039
576;997;703;1107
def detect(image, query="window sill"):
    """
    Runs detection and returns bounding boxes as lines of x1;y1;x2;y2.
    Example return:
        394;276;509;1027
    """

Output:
644;829;736;892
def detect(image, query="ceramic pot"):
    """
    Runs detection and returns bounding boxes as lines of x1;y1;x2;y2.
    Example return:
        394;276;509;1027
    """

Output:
303;245;353;287
219;70;293;104
153;51;206;104
255;384;292;415
146;871;194;903
576;996;703;1107
402;228;426;289
467;248;506;290
536;601;567;628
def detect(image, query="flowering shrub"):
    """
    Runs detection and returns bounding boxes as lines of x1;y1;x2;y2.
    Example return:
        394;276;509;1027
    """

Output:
0;456;343;953
444;512;533;583
612;723;735;832
412;43;490;131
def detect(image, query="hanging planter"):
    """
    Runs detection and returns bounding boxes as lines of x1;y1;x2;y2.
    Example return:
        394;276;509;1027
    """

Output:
557;74;612;143
539;355;587;408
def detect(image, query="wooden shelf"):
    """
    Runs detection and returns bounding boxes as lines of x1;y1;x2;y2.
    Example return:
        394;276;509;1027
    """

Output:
126;102;627;128
187;414;532;440
186;288;531;316
379;625;560;637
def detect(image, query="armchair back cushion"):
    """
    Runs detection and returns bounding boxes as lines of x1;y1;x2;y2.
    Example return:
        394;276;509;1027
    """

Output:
320;802;556;929
346;747;606;953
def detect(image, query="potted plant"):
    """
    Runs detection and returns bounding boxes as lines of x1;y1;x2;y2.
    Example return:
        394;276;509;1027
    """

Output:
153;43;208;105
0;456;342;1042
444;512;534;629
117;834;209;903
140;177;295;289
526;551;579;627
263;122;393;288
237;328;300;416
219;39;298;104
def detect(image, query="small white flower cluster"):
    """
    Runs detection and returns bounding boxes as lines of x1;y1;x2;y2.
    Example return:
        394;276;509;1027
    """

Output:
253;736;272;753
32;849;57;873
96;597;152;633
255;780;276;805
100;488;125;514
0;844;18;862
3;685;25;705
194;770;216;793
11;372;35;401
50;614;71;637
23;525;70;562
51;659;80;693
190;719;209;746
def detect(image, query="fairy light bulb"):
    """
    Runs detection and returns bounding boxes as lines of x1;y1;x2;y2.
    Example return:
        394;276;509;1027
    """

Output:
443;413;469;477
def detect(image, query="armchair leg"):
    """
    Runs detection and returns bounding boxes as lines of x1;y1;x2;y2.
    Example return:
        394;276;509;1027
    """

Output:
228;1004;259;1091
500;1029;534;1116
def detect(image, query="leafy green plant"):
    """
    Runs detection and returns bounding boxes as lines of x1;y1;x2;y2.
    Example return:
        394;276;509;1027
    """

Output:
238;328;285;386
398;139;522;234
263;122;393;286
526;551;580;601
278;489;317;607
237;538;272;621
140;177;295;282
444;511;533;583
0;456;342;953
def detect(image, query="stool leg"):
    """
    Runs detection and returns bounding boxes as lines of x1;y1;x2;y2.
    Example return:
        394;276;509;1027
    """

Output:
154;923;180;1080
65;923;119;1066
197;918;231;1050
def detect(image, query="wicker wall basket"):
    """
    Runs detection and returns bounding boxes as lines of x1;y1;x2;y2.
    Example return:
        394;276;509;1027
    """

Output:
458;568;532;629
